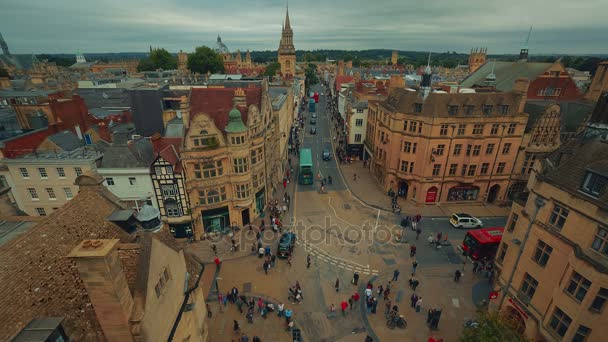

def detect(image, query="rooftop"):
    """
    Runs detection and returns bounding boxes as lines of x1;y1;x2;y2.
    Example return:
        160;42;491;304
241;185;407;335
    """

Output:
1;145;102;164
460;60;553;92
0;219;40;247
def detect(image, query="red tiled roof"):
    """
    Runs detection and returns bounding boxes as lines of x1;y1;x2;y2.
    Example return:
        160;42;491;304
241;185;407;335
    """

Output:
151;136;182;173
335;76;355;92
189;87;262;134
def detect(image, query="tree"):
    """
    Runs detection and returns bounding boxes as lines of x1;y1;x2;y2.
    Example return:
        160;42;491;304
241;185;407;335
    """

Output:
264;62;281;77
304;52;316;62
187;46;225;75
460;310;529;342
137;48;177;71
304;63;318;90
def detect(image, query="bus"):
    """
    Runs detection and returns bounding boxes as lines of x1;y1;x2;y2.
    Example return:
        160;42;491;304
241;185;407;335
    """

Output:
299;148;313;185
460;227;504;261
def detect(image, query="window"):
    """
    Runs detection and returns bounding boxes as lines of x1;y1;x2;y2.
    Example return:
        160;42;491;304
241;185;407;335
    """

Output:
231;136;245;145
520;273;539;300
235;183;251;199
409;162;415;173
400;160;408;172
461;164;468;176
457;124;466;135
472;124;484;135
573;325;591;342
490;123;500;135
448;106;458;115
166;166;173;174
46;188;56;200
403;120;408;131
355;119;363;126
64;187;73;199
507;123;516;134
166;203;181;217
449;164;457;175
466;144;472;156
497;162;506;174
480;163;489;175
592;228;608;256
355;134;362;142
566;271;592;302
502;143;512;154
35;208;47;216
472;145;481;156
19;167;29;178
582;172;607;197
28;188;39;200
521;153;536;175
74;167;83;176
432;164;441;176
414;103;422;113
467;165;477;176
549;205;569;230
161;184;177;197
106;177;115;186
533;240;553;266
412;142;417;153
440;124;449;136
409;121;417;133
56;167;66;178
155;166;163;176
464;105;474;115
128;177;137;185
499;105;510;115
198;187;227;205
435;144;445;156
590;288;608;312
507;213;519;232
196;161;224;178
486;144;495;155
497;243;508;264
403;142;412;153
482;105;493;115
549;307;571;338
453;144;462;156
233;157;249;174
38;168;48;178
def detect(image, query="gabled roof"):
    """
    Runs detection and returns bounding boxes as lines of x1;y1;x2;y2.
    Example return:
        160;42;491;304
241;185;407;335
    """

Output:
460;61;553;92
335;75;355;92
152;136;182;173
46;130;82;151
97;138;154;168
189;87;261;134
0;174;135;341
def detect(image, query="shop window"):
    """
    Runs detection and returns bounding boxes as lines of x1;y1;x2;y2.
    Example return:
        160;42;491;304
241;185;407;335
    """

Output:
447;186;479;201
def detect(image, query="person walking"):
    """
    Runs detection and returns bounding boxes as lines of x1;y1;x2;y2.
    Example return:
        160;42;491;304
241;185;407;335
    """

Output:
410;244;417;257
257;298;264;313
341;300;348;316
416;227;421;240
472;261;479;274
263;261;269;275
371;297;378;314
335;278;340;292
207;303;212;318
348;297;354;310
307;254;311;269
411;277;420;291
416;297;423;313
233;320;240;334
352;272;360;285
211;244;217;255
385;299;392;315
383;288;390;301
410;293;418;308
412;260;419;274
214;256;221;270
377;285;383;297
454;269;462;282
392;269;400;281
277;302;285;317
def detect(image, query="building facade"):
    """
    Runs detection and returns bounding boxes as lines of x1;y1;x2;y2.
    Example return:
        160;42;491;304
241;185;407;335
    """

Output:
468;47;487;74
366;79;529;204
585;61;608;103
277;7;296;77
494;121;608;341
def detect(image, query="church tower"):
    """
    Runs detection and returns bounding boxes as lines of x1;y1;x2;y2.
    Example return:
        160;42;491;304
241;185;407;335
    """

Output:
278;5;296;77
391;50;398;65
468;47;486;73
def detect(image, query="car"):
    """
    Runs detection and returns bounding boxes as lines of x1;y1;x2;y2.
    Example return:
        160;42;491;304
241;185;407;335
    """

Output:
310;127;317;134
310;118;317;125
450;213;483;229
322;148;331;161
312;113;317;118
277;232;297;258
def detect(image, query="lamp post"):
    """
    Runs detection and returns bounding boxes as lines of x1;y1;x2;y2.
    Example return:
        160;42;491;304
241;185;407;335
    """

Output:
497;196;545;309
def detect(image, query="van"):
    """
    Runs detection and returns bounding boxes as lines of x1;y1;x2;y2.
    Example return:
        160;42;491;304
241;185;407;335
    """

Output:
277;232;297;258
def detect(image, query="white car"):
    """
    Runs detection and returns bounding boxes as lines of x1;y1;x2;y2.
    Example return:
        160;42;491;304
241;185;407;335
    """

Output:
449;213;483;229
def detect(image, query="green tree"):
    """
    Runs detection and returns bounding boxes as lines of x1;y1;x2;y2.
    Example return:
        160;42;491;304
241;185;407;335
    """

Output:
264;62;281;77
187;46;224;75
304;63;318;90
304;52;316;62
460;310;529;342
137;48;177;71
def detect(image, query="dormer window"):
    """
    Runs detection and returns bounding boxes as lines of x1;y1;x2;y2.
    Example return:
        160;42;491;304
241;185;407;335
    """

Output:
231;135;246;145
464;105;475;115
483;105;493;115
581;172;607;197
448;105;458;115
414;103;422;113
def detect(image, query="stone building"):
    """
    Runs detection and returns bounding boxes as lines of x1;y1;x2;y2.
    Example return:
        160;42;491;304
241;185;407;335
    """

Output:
277;7;296;77
182;82;288;239
585;61;608;103
468;47;487;74
366;70;530;204
0;172;208;341
177;50;189;74
391;51;398;65
214;36;254;73
493;106;608;341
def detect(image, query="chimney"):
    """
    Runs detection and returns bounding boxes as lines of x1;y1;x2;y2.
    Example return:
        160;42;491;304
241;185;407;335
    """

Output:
179;95;190;129
389;74;405;95
69;239;135;342
512;77;530;113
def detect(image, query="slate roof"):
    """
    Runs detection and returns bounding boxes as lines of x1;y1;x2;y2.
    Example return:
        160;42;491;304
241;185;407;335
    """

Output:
97;137;154;168
189;87;261;135
46;130;82;151
460;61;553;91
164;116;184;138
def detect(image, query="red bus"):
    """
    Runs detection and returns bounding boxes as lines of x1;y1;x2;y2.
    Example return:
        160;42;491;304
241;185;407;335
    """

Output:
460;227;504;261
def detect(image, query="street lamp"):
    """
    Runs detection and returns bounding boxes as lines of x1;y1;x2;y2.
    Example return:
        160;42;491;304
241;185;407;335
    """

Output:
497;196;545;309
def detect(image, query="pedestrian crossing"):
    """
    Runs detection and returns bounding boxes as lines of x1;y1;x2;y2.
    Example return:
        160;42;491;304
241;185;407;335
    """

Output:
296;240;379;276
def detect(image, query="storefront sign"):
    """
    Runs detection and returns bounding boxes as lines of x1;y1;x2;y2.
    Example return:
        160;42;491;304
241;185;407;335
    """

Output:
508;298;529;320
425;187;437;203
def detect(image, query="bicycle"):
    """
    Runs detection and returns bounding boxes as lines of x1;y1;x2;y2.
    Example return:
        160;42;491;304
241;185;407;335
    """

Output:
386;314;407;329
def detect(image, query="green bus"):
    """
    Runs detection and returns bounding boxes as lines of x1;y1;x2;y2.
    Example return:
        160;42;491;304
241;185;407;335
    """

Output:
299;148;314;185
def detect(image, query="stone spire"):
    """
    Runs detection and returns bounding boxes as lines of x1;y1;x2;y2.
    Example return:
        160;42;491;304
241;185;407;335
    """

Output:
0;32;11;56
285;3;291;30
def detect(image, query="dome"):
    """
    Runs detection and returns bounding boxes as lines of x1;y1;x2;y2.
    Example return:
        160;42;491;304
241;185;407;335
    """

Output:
136;204;162;232
225;107;247;133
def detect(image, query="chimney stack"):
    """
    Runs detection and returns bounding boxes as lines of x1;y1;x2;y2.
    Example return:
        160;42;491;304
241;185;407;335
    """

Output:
69;239;135;342
512;77;530;113
389;74;405;95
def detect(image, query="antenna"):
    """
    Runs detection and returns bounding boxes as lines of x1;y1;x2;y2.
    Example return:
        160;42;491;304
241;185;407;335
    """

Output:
523;26;533;48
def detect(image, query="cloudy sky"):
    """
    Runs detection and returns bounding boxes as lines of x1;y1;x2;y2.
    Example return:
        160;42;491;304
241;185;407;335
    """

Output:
1;0;605;54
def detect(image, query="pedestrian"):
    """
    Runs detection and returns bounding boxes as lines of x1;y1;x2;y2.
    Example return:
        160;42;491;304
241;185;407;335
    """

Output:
263;261;269;275
348;297;354;310
366;296;373;313
236;298;243;313
335;278;340;292
385;299;392;315
265;246;271;256
416;227;421;240
431;308;442;329
371;297;378;314
231;287;239;302
214;256;221;269
278;302;285;317
207;303;212;318
258;246;264;258
416;297;423;313
353;173;357;181
413;278;420;291
365;286;372;299
410;244;417;257
383;288;390;301
386;280;392;291
352;272;360;285
287;254;292;267
307;254;311;269
211;244;217;255
257;298;264;313
377;285;383;297
412;260;418;274
341;300;348;316
410;293;418;308
454;269;462;282
392;269;400;281
472;261;479;274
233;320;240;333
241;333;249;342
427;308;435;324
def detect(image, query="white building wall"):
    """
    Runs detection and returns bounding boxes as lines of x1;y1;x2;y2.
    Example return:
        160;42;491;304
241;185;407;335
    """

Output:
348;108;368;145
98;168;157;208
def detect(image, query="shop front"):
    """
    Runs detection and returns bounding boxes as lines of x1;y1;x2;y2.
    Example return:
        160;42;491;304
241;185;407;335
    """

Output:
201;206;230;233
447;185;480;202
346;144;363;160
425;186;438;203
255;188;265;216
